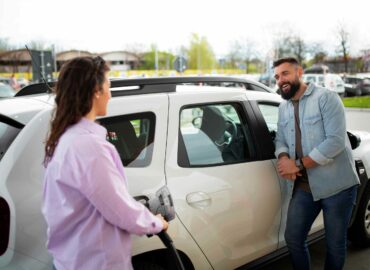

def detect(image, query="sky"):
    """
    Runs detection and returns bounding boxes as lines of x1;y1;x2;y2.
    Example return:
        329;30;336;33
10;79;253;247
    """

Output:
1;0;370;59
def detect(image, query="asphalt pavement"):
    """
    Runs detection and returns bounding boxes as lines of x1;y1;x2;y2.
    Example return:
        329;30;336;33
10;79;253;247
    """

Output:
259;239;370;270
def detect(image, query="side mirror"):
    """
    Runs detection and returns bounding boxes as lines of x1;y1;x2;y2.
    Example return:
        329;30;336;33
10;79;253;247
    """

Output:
347;131;361;150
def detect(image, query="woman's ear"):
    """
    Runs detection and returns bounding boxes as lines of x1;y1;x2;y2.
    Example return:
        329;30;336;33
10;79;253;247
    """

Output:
94;86;101;99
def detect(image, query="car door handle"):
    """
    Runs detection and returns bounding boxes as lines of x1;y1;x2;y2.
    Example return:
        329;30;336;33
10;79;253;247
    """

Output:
186;192;212;209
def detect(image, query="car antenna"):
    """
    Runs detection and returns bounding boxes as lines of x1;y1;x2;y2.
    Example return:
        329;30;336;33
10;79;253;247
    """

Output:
25;45;54;94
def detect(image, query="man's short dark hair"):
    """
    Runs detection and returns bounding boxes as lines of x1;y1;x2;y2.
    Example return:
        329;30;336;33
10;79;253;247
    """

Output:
273;57;300;68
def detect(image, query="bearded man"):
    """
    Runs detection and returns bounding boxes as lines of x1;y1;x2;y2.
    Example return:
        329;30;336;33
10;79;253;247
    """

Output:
273;57;359;270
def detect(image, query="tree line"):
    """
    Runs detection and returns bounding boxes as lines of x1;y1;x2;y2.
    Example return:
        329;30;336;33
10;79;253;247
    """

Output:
1;23;369;74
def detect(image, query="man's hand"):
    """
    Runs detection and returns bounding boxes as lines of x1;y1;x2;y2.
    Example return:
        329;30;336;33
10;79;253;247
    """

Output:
277;156;301;180
282;173;298;181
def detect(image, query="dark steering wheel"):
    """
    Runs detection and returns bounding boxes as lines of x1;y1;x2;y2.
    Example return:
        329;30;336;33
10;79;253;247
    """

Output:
215;120;238;148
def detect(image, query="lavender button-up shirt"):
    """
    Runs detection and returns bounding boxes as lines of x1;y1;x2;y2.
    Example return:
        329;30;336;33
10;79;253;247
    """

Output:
42;118;163;270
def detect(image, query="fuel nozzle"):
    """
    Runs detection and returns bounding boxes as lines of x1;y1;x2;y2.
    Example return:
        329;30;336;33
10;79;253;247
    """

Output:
147;186;175;222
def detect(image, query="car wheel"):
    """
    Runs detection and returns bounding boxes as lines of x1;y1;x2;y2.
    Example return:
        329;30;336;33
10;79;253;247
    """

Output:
348;182;370;247
355;88;362;96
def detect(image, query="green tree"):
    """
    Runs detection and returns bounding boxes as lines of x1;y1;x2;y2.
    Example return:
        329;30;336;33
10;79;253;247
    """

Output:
138;44;176;70
307;42;327;64
187;33;216;70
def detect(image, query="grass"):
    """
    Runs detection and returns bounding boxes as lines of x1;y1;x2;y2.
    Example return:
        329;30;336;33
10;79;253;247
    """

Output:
342;96;370;108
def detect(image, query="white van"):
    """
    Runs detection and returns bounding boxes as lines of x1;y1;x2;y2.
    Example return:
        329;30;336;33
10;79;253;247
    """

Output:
302;73;345;95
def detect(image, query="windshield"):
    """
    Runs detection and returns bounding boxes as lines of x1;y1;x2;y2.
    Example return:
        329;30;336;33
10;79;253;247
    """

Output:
0;84;15;98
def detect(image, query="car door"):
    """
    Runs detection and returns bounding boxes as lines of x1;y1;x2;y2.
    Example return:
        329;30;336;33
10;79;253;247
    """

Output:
100;94;169;196
165;90;282;269
253;100;324;248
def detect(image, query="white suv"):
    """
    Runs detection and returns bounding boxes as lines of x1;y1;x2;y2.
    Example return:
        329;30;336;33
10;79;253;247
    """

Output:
303;73;345;95
0;77;369;270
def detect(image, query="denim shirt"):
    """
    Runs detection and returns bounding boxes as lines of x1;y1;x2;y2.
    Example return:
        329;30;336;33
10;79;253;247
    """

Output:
275;83;360;201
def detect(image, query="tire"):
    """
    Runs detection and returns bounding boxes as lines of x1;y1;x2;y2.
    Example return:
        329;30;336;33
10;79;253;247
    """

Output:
355;88;362;96
348;182;370;247
134;262;165;270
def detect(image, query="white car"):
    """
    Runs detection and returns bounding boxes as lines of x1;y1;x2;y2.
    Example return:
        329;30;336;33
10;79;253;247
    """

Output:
0;77;369;270
302;73;345;95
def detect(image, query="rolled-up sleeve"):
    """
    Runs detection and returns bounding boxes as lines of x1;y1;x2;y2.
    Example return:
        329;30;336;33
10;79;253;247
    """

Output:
308;91;346;165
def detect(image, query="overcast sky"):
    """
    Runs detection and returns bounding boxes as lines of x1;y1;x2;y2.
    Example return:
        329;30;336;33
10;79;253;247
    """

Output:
1;0;369;58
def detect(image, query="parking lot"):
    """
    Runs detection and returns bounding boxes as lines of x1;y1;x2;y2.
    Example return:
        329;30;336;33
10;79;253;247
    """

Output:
259;238;370;270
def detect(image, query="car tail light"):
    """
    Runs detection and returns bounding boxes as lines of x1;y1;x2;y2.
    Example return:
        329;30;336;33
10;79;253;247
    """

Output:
0;197;10;256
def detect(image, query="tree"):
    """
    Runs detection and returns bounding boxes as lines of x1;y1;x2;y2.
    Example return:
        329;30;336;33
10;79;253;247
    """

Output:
226;38;257;73
0;38;15;52
187;33;216;70
290;36;306;64
336;23;350;73
26;40;52;50
273;34;307;64
307;42;327;64
138;44;175;70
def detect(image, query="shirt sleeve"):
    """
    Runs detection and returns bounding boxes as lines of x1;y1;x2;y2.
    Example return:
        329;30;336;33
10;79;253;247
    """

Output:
78;142;163;236
308;91;346;165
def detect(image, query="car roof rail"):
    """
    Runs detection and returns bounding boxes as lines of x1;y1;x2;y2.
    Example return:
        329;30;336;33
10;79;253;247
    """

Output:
15;76;254;97
15;82;56;97
0;113;25;129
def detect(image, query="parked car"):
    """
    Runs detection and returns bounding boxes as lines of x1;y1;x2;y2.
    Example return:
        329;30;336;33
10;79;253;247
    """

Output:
259;73;276;88
0;77;369;269
343;75;370;97
0;83;15;99
0;77;11;85
302;73;345;95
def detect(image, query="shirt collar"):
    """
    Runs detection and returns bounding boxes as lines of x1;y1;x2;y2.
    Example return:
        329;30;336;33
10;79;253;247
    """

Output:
288;82;316;104
78;118;107;139
302;82;315;97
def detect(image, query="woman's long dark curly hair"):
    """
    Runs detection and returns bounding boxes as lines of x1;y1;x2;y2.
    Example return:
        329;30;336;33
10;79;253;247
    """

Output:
44;56;110;166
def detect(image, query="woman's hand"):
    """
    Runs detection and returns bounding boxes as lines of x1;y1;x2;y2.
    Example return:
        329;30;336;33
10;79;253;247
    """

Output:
157;214;169;231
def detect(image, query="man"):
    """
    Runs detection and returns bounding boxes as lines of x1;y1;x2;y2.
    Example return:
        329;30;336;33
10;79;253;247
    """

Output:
273;57;359;270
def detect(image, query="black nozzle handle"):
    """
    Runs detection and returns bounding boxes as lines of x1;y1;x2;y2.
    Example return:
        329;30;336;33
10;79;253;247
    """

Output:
157;231;186;270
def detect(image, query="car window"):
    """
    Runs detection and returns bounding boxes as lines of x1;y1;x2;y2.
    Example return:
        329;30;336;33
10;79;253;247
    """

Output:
304;75;316;84
0;84;15;98
0;122;22;161
318;76;324;84
178;103;254;167
99;112;155;167
257;103;279;141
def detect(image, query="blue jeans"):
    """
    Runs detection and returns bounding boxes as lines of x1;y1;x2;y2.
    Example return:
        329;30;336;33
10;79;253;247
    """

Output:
285;186;357;270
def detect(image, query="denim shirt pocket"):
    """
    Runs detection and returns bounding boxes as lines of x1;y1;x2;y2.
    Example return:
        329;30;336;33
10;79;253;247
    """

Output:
303;115;324;143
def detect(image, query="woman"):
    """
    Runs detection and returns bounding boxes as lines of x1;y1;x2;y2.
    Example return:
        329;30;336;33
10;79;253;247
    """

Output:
42;56;168;270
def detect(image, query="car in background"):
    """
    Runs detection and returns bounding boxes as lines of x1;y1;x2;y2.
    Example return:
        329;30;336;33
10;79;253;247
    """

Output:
343;75;370;97
259;73;276;88
0;83;15;99
16;78;29;88
0;77;11;85
302;73;345;95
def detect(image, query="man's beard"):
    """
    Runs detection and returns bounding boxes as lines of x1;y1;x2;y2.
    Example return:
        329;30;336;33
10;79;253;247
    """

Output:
279;79;301;100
